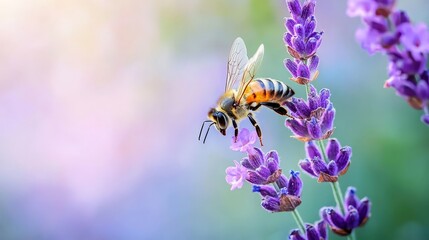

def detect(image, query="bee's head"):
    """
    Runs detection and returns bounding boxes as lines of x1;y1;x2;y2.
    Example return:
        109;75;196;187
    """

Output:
208;108;229;135
199;108;230;144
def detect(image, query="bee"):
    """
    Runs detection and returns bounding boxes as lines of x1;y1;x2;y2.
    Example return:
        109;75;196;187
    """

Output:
199;37;295;146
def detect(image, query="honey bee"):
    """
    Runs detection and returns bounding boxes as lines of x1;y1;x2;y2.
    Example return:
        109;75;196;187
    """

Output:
199;37;295;145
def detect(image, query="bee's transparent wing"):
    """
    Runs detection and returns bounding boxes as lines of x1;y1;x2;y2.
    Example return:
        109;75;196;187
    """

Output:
225;37;249;92
235;43;264;104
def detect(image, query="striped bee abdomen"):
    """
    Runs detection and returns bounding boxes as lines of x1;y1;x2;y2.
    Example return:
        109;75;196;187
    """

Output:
244;78;295;104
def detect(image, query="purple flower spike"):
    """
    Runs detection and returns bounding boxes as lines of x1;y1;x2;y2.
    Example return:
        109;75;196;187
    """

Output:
289;219;327;240
230;128;258;152
285;85;335;141
284;0;322;84
299;139;352;182
321;187;371;236
348;0;429;125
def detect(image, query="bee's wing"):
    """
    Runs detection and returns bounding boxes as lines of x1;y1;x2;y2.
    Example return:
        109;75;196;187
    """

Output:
235;43;264;104
225;37;249;92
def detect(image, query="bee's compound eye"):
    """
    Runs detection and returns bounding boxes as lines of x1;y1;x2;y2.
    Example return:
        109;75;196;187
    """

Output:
216;112;228;129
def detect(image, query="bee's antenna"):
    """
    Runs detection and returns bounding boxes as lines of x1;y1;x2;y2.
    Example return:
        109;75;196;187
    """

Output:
203;122;215;144
198;120;213;141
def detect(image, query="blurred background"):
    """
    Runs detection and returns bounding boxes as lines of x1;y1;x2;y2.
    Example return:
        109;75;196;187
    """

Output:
0;0;428;239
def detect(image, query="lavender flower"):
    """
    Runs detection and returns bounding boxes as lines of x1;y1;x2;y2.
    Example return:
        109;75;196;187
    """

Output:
226;128;303;212
285;85;335;141
321;187;371;236
253;170;303;212
240;148;283;185
284;0;322;84
225;160;248;190
226;128;282;186
230;128;258;153
289;220;327;240
299;139;352;182
347;0;395;19
347;0;429;124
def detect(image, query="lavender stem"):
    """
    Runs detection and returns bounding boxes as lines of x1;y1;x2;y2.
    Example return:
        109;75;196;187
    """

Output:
273;182;306;235
291;208;306;236
318;140;356;240
304;83;310;96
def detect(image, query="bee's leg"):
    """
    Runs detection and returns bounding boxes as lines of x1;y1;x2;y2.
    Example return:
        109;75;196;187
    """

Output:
248;103;261;111
247;113;263;146
232;119;238;142
261;102;294;119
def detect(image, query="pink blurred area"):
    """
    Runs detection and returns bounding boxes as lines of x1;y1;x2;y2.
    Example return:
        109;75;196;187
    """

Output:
0;0;216;233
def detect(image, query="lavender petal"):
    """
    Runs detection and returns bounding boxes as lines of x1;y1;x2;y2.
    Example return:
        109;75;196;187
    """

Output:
307;117;322;140
344;187;359;209
327;160;338;176
336;146;352;172
309;55;319;73
286;119;309;138
316;219;327;239
289;229;306;240
252;185;277;197
297;62;311;79
327;208;347;230
287;170;303;197
287;0;302;19
310;156;328;175
285;59;298;78
305;224;320;240
276;174;289;189
285;18;296;34
261;196;281;212
305;140;322;159
346;206;360;229
357;197;371;225
326;138;340;161
299;159;317;177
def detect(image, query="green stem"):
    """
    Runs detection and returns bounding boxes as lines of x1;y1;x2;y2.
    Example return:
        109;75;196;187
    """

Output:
292;209;306;235
305;83;310;96
331;180;346;216
317;140;346;218
273;182;306;236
